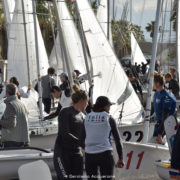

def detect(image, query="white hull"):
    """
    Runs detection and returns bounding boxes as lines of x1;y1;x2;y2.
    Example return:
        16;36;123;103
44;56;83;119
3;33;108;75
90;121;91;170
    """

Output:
155;161;180;180
118;123;155;143
0;148;54;180
30;134;57;149
114;142;169;180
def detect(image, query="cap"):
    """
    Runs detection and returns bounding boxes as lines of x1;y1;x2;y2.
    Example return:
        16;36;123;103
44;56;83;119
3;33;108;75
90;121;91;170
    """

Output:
74;70;81;75
59;72;68;78
95;96;115;107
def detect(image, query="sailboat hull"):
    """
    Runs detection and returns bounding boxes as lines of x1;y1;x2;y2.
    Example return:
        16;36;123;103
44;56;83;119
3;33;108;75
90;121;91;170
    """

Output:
155;161;180;180
0;149;54;180
113;142;169;180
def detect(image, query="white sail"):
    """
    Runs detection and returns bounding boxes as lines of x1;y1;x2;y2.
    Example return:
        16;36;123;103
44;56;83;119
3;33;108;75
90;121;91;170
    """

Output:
50;1;88;76
2;0;15;24
2;0;15;36
49;32;64;74
76;0;143;123
97;0;113;47
131;32;147;65
7;0;49;87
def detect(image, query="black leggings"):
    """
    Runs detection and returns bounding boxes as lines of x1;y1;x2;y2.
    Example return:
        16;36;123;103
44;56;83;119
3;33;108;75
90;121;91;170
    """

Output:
42;98;51;114
85;151;115;180
53;143;83;180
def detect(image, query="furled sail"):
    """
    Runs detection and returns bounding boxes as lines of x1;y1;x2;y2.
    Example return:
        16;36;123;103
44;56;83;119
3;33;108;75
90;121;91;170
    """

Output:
131;32;147;65
76;0;143;123
97;0;113;47
7;0;49;87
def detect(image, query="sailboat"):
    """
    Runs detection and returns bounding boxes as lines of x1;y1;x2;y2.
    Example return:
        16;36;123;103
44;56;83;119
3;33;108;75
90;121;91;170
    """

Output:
154;0;180;179
0;0;58;149
76;0;170;179
0;147;54;180
131;32;147;65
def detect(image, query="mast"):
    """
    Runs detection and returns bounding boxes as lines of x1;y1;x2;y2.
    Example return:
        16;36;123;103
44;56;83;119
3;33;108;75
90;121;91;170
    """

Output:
107;0;110;40
130;0;132;23
144;0;162;143
74;1;92;86
21;0;31;86
177;0;180;83
52;0;73;86
32;0;43;120
113;0;115;20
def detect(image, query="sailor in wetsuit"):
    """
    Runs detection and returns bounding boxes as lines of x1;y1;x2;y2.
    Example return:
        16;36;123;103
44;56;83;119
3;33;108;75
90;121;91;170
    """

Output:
79;96;124;180
153;74;176;144
171;126;180;169
44;86;62;120
53;87;89;180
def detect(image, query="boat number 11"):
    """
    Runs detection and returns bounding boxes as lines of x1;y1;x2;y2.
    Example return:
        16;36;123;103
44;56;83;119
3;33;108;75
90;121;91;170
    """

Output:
126;151;144;169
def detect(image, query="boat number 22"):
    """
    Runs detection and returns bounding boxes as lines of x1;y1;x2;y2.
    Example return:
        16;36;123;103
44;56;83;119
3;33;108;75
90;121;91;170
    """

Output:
123;131;143;142
126;151;144;169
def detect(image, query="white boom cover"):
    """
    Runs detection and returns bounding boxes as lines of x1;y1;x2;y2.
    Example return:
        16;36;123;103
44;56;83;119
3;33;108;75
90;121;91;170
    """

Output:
131;32;146;65
97;0;113;47
76;0;143;123
7;0;49;87
49;1;88;75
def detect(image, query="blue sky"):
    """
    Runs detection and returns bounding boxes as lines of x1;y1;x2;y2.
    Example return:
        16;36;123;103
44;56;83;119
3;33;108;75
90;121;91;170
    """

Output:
111;0;175;42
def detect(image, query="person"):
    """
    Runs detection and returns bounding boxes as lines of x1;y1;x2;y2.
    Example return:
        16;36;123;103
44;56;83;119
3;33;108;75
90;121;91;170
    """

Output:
72;71;80;86
153;74;176;144
165;73;179;98
59;72;72;107
171;126;180;169
74;70;82;78
0;77;31;100
41;67;56;114
129;74;143;101
141;62;149;75
44;86;62;120
170;67;177;80
53;88;89;180
79;96;124;180
0;83;29;148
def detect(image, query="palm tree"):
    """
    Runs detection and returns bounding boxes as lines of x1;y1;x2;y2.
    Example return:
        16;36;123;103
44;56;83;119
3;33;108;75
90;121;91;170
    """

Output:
112;20;145;58
145;21;155;39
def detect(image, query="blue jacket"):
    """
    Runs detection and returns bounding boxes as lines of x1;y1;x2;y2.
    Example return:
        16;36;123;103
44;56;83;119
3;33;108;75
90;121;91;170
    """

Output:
153;89;176;135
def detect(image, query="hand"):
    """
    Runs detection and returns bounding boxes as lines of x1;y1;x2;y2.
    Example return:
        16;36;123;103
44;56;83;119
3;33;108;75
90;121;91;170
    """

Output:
156;134;163;144
116;158;124;168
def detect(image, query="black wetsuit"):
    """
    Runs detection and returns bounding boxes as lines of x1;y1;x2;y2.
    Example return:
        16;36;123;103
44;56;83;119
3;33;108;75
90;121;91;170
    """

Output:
79;112;123;180
54;106;84;180
171;126;180;169
44;102;62;120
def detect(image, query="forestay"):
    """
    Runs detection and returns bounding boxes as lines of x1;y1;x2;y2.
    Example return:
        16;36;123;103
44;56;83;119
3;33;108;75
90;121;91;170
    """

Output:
76;0;143;123
97;0;113;47
7;0;49;87
131;32;147;65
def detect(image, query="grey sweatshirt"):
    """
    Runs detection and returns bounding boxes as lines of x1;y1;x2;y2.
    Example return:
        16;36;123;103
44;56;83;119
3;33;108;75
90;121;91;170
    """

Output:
0;95;29;143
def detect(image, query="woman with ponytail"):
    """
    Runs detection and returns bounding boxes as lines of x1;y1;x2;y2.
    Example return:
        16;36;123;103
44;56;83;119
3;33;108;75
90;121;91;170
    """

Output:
54;87;89;180
80;96;124;180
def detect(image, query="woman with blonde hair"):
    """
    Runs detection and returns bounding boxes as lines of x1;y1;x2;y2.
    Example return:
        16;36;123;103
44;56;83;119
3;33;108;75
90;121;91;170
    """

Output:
53;86;89;180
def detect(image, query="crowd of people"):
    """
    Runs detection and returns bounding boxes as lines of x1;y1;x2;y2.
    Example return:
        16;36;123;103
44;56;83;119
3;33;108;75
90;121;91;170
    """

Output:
0;65;180;179
0;67;124;179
